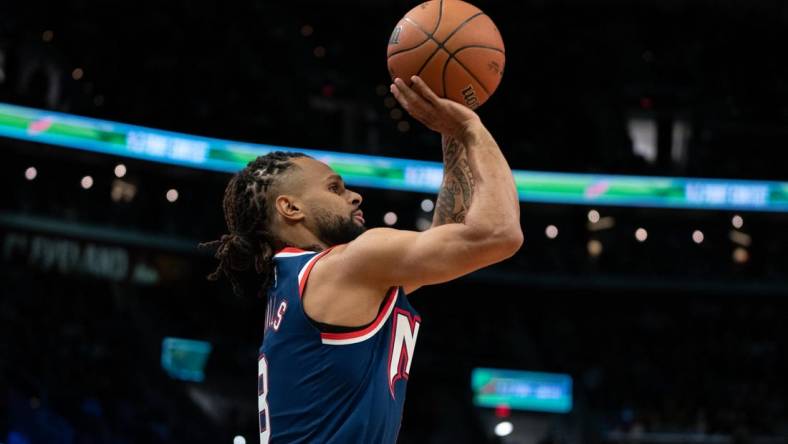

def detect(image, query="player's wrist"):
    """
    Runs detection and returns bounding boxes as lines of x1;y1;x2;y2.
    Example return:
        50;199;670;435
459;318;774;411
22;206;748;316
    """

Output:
450;117;483;144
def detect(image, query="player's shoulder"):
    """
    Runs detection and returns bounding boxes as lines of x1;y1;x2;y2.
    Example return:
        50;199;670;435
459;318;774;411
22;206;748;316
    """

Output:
329;227;417;258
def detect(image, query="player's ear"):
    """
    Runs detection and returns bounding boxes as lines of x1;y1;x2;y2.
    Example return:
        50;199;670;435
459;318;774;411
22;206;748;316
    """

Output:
274;195;305;223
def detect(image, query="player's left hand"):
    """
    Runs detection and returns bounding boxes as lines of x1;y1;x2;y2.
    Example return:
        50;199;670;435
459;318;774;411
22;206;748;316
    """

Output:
390;76;480;139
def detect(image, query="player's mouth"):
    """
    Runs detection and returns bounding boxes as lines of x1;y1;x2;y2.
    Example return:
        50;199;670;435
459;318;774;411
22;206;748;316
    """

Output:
353;211;365;224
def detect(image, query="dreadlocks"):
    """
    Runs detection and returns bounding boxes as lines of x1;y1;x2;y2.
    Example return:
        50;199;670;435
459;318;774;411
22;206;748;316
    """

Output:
200;151;310;299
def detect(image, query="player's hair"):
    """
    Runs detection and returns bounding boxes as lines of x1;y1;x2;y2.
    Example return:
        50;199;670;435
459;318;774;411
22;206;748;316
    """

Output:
200;151;309;299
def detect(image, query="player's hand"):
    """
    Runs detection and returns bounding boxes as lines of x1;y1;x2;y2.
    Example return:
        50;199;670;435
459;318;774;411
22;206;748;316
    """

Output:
390;76;481;139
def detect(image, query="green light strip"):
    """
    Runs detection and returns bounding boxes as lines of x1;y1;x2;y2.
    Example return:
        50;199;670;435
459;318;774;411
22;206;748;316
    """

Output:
1;102;786;212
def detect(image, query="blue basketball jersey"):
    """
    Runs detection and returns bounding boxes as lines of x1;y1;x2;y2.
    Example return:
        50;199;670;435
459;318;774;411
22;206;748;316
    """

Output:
257;247;422;444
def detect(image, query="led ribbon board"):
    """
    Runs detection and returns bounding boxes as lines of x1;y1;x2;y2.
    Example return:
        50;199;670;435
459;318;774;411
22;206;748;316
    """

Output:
161;337;212;382
2;102;787;212
471;367;572;413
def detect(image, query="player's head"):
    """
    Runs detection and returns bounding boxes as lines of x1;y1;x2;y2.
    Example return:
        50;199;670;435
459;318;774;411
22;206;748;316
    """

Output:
201;151;366;298
271;155;366;247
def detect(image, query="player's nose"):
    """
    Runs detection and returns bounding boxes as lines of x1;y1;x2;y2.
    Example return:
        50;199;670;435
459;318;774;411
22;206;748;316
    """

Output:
349;190;362;207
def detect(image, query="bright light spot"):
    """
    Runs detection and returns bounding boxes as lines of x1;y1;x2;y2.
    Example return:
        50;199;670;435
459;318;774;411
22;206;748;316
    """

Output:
587;209;600;223
545;225;558;239
233;436;246;444
494;421;513;437
416;217;431;231
25;167;37;180
692;230;704;244
421;199;434;212
166;189;179;202
635;228;648;242
587;239;603;257
111;179;137;203
72;68;84;80
81;176;93;189
732;215;743;229
383;211;398;226
733;247;749;264
114;164;127;178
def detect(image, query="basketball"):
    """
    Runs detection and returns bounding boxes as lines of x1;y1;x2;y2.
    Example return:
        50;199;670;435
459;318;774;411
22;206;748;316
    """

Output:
387;0;505;109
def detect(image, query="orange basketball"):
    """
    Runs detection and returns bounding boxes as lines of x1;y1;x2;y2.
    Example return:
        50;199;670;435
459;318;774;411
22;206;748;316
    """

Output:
387;0;505;109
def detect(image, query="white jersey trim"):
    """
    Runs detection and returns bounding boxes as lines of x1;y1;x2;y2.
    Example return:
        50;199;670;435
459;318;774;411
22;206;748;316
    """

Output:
320;288;400;346
274;251;315;258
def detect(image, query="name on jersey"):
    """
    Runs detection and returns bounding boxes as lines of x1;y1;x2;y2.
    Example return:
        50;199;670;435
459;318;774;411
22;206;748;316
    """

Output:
265;300;288;332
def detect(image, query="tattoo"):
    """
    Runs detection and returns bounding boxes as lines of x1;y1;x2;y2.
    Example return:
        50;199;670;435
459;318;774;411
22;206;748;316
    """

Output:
433;136;475;226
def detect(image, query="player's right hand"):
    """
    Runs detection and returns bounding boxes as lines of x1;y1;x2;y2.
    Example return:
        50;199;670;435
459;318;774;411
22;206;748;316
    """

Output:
390;76;481;139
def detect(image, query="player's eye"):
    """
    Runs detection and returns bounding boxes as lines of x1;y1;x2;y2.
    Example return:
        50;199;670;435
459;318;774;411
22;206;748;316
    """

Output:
329;184;341;194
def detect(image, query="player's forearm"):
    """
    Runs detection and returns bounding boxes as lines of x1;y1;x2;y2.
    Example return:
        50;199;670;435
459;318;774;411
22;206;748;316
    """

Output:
451;120;521;242
432;134;475;227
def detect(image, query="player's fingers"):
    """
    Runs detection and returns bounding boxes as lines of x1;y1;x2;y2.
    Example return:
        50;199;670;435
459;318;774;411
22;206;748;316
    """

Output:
392;78;434;120
410;76;441;105
394;78;429;109
390;82;410;108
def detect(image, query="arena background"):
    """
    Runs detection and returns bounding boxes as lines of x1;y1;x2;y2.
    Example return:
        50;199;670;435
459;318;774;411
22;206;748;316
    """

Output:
2;0;788;443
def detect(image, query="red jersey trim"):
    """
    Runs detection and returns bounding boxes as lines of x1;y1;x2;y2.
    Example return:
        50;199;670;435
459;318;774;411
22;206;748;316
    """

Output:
274;247;311;257
296;247;335;298
320;287;399;345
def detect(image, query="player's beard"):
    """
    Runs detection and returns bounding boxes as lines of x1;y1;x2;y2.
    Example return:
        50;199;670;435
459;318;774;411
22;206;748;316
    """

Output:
314;208;366;246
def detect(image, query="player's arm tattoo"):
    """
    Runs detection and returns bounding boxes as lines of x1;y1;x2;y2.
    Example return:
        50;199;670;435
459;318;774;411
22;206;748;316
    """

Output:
432;135;475;226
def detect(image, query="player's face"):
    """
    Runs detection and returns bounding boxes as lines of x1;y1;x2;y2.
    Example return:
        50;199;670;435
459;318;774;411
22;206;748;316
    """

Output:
294;158;366;246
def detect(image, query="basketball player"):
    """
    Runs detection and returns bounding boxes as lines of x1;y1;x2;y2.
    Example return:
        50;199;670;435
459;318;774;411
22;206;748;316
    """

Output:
202;76;522;443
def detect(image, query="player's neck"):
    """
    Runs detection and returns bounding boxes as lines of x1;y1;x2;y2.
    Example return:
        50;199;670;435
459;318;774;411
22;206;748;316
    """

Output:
276;226;328;253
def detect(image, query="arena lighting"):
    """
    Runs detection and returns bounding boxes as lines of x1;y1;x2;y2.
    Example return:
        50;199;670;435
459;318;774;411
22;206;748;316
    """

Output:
383;211;398;225
545;225;558;239
587;216;615;232
732;214;744;229
733;247;749;264
415;217;431;231
166;189;179;202
420;198;434;212
587;240;603;257
3;102;788;212
495;405;511;418
114;163;127;178
728;230;751;247
587;209;600;223
233;436;246;444
692;230;704;244
635;228;648;242
72;68;84;80
80;175;93;189
494;421;513;437
111;179;137;203
24;166;37;180
628;117;657;163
